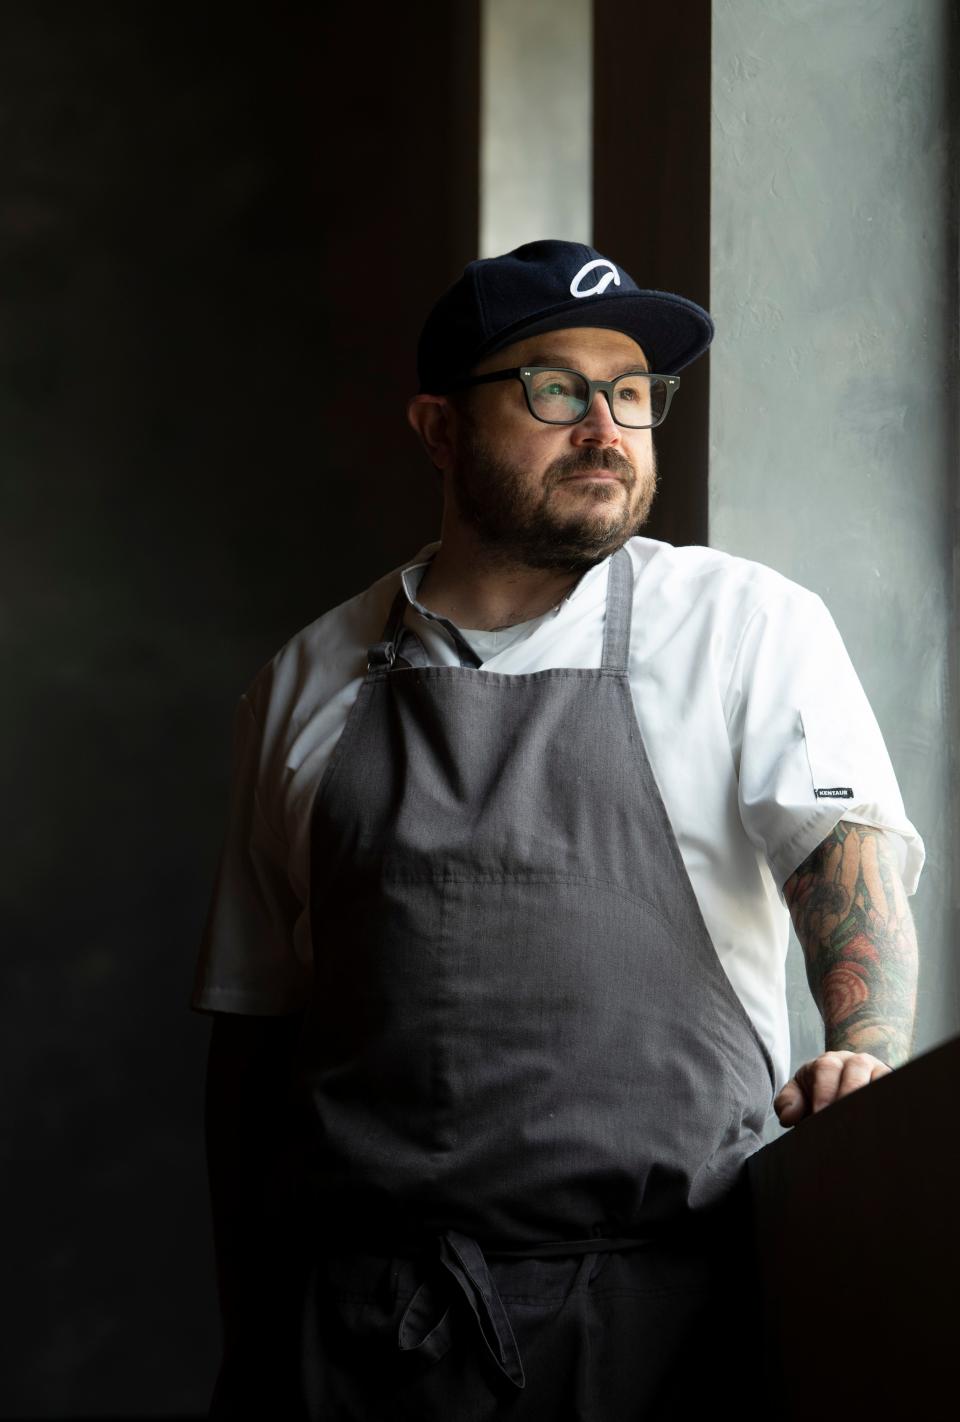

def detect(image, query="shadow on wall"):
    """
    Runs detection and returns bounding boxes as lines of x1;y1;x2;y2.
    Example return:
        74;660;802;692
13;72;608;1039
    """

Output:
1;1;477;1415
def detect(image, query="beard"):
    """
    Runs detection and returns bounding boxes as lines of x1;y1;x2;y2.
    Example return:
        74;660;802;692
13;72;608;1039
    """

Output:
449;425;659;573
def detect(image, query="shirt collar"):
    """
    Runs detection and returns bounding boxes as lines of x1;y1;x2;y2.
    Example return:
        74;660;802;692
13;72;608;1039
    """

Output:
398;543;611;617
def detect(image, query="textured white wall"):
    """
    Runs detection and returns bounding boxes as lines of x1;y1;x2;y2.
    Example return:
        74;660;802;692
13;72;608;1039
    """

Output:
481;0;592;255
710;0;958;1102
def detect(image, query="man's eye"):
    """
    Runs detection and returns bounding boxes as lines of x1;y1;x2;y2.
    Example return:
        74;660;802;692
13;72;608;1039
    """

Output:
616;381;650;404
535;379;578;399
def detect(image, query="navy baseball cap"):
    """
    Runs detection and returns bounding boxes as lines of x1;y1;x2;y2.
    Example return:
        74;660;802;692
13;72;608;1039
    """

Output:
416;239;714;393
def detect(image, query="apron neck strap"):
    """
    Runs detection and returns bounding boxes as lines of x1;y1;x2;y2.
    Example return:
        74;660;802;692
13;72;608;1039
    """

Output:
600;547;634;673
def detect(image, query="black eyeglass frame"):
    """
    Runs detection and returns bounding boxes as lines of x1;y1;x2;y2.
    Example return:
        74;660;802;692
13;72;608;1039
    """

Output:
444;365;681;429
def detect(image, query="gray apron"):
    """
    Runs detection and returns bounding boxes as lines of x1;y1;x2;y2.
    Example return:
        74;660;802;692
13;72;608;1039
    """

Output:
296;546;774;1416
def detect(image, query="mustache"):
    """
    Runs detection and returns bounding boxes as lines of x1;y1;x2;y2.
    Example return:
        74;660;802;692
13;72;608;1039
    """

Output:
547;448;635;484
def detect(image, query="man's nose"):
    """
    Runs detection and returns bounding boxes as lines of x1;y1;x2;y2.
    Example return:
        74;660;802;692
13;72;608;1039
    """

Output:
571;391;622;446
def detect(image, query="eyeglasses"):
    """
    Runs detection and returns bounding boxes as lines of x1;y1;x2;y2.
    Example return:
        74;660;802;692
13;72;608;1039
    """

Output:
445;366;680;429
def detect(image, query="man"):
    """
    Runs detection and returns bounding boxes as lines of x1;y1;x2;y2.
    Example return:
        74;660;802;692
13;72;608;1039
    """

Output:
193;240;923;1419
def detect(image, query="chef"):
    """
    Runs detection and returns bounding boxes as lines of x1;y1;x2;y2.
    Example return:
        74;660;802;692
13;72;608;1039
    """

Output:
193;240;923;1420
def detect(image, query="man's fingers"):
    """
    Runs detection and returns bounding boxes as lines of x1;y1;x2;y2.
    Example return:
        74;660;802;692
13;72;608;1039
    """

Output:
795;1051;845;1113
834;1054;889;1099
773;1079;806;1126
788;1050;892;1119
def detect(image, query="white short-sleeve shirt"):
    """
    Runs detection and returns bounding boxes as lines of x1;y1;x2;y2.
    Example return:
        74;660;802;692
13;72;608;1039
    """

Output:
191;536;925;1090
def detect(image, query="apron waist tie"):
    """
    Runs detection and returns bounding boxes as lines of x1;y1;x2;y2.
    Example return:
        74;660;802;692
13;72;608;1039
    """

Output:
396;1230;654;1391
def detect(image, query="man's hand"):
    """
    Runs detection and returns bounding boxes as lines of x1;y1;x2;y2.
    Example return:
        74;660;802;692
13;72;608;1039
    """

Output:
774;1048;891;1127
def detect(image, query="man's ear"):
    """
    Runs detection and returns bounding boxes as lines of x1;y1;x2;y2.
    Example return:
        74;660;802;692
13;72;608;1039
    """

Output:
407;394;457;473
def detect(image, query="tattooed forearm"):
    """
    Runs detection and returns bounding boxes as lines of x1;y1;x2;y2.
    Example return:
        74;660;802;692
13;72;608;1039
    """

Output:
783;822;918;1067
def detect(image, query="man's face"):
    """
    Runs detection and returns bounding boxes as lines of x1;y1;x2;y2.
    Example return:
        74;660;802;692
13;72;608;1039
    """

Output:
447;327;659;573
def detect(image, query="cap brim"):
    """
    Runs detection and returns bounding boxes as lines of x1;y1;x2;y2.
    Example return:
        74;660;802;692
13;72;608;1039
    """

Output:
476;290;714;376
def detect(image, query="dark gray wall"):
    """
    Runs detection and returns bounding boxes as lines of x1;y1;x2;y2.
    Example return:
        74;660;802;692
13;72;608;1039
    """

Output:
1;2;478;1413
593;0;712;547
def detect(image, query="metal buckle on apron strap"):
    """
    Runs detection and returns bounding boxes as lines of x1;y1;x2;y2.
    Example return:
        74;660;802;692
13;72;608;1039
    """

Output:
367;638;397;671
396;1230;656;1391
367;637;430;672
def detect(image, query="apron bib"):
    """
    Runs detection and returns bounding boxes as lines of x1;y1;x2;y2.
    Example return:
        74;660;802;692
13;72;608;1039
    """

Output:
292;547;774;1414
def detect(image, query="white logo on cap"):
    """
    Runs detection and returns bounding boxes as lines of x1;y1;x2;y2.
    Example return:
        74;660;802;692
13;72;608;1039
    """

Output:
569;258;621;299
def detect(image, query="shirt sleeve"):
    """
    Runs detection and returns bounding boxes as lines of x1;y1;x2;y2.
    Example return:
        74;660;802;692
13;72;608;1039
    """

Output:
190;690;311;1015
727;584;925;899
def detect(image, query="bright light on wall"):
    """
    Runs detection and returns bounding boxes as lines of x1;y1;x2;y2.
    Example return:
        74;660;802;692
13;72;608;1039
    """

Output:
480;0;593;257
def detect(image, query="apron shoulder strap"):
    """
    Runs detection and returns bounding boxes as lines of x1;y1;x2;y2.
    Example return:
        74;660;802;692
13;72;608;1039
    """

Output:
600;546;635;673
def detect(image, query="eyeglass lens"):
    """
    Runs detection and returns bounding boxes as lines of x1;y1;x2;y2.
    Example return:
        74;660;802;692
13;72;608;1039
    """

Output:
528;370;668;427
